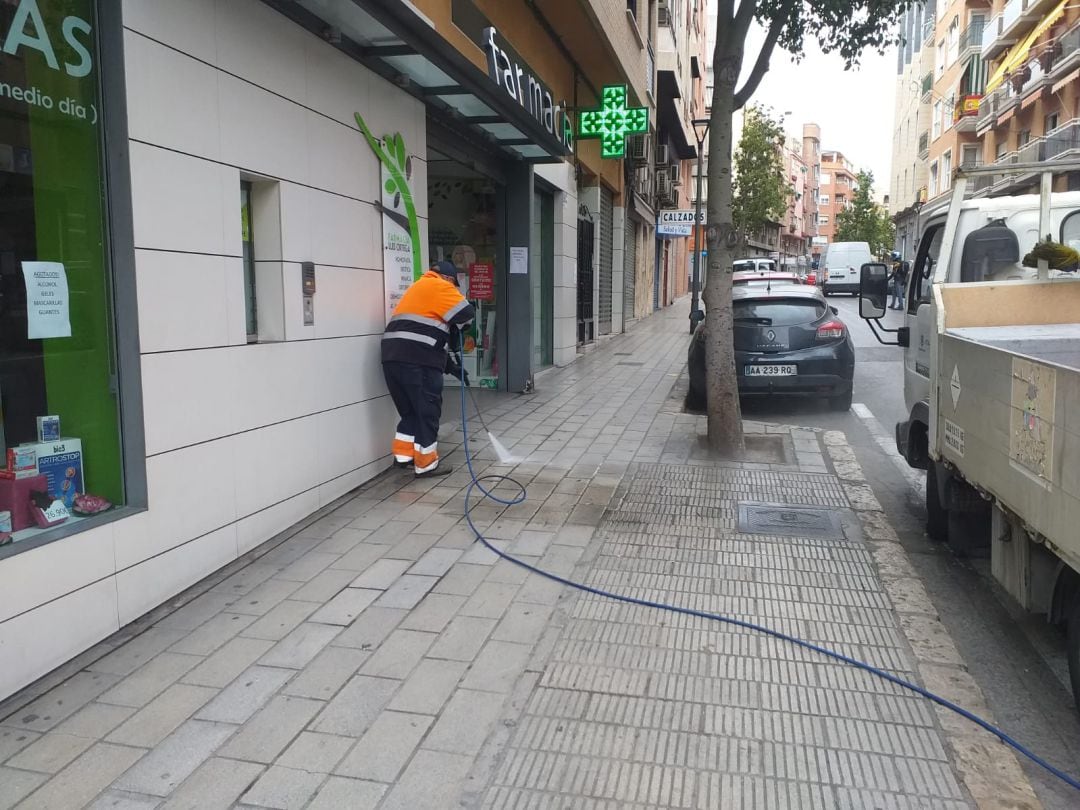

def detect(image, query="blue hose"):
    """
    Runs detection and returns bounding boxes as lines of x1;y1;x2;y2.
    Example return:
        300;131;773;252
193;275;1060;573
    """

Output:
454;348;1080;793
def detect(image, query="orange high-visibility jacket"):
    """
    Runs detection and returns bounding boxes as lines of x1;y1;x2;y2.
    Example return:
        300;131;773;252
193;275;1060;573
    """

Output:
381;271;476;369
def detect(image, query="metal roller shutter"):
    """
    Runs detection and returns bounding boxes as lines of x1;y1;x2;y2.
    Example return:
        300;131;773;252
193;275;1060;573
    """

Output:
624;216;637;326
598;187;613;334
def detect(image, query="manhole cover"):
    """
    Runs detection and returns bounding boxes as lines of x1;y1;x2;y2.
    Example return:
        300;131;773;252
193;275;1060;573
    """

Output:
737;502;843;539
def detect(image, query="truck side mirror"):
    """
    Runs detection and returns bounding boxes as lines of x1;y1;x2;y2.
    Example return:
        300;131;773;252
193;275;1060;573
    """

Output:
859;263;889;320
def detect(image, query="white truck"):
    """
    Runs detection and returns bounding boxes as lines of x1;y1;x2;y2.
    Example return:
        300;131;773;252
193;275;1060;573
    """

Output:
859;161;1080;707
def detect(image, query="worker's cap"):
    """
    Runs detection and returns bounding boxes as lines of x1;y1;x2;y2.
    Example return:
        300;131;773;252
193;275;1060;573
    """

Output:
432;260;460;287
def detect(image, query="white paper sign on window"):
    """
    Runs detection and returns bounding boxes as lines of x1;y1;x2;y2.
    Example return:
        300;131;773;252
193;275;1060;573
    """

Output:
22;261;71;339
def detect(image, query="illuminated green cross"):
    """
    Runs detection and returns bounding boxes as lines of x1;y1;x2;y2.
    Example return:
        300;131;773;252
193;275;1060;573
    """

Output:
578;85;649;159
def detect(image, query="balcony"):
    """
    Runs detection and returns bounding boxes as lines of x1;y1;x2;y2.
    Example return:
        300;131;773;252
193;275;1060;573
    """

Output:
982;14;1018;61
646;44;655;98
921;72;933;101
959;21;985;60
1045;119;1080;161
918;132;929;159
953;94;983;132
1049;23;1080;83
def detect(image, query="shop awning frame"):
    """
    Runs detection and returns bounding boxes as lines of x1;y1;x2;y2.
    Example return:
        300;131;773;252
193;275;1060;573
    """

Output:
263;0;571;164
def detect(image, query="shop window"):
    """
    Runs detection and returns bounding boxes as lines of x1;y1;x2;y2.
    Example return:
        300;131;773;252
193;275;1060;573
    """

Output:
240;181;257;342
0;0;132;554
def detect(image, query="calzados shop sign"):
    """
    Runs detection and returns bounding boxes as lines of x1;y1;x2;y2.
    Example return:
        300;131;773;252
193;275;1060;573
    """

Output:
483;27;573;152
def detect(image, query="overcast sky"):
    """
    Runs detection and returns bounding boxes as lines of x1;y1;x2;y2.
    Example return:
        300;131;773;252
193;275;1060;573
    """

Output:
709;5;898;196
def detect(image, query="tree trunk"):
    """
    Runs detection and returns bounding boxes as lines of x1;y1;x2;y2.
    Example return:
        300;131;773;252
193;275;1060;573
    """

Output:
702;51;745;456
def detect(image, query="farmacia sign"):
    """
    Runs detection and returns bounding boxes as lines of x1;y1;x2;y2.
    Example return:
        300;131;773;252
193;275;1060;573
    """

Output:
483;27;573;152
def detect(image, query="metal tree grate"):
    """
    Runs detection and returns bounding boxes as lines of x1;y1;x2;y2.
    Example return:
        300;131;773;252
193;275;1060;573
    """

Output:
737;501;844;539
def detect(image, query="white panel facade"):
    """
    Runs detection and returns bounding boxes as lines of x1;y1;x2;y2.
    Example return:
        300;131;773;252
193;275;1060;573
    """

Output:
0;0;425;700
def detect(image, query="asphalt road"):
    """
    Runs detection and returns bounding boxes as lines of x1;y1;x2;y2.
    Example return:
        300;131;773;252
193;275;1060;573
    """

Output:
740;292;1080;808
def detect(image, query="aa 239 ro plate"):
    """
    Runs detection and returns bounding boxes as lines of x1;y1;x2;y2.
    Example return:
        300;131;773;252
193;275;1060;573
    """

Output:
744;364;797;377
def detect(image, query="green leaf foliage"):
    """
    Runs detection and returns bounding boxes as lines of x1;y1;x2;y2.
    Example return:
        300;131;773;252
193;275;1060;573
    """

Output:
732;105;787;236
835;169;894;256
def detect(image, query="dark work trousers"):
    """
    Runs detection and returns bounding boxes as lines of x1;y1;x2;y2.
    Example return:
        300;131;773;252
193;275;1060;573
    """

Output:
382;361;444;471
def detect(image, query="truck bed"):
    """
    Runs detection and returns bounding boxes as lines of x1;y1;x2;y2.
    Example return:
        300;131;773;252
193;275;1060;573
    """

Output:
946;324;1080;371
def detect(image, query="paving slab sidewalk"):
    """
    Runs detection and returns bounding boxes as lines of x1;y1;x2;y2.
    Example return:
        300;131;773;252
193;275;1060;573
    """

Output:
0;303;1040;809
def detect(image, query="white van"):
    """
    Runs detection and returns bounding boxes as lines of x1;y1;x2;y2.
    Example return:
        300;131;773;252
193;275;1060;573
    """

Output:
822;242;873;295
732;257;777;274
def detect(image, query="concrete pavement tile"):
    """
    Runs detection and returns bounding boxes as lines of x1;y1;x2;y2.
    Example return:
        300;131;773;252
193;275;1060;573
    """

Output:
508;530;555;556
112;720;233;797
281;647;368;700
329;607;407;650
458;541;501;566
284;569;355;605
86;791;162;809
431;563;489;597
0;727;40;762
460;581;520;619
514;573;565;606
382;533;440;561
460;641;532;694
491;603;554;646
169;613;255;657
329;542;388;573
209;564;276;597
17;742;145;810
195;666;293;724
377;749;473;810
423;689;505;755
181;638;274;689
5;731;94;773
434;525;476;549
107;684;217;748
387;659;467;715
240;601;317;641
305;776;385;810
335;710;434;782
97;653;203;709
157;757;263;810
365;521;418;547
88;629;188;676
375;575;438;609
238;765;324;810
427;615;497;662
217;696;322;764
358;630;435;680
155;594;237;632
0;766;47;809
308;589;381;627
484;558;533;585
407;547;463;577
273;552;339;583
309;676;398;738
277;731;353;774
314;527;372;555
399;593;466;633
54;702;136;740
347;558;411;590
10;671;121;731
259;623;341;669
226;579;302;617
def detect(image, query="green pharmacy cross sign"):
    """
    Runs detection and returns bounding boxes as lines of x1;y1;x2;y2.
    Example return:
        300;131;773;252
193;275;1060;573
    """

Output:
578;85;648;159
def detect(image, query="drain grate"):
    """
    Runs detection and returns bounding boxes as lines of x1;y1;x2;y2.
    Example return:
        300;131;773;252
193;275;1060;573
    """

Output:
737;501;844;539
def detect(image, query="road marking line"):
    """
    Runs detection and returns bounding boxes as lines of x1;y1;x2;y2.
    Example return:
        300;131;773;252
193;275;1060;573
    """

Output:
852;402;925;501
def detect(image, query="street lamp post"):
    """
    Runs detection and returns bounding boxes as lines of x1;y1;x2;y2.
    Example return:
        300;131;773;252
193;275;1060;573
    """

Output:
690;118;710;333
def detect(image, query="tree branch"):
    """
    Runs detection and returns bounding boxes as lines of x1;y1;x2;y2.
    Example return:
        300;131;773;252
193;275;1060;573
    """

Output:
733;13;785;110
719;0;735;24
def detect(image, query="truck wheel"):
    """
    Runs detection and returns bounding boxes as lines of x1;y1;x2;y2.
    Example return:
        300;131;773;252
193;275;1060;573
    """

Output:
1067;596;1080;715
925;463;948;542
945;480;990;557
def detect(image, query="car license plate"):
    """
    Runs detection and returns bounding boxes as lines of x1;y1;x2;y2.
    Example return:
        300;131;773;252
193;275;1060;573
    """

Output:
744;364;796;377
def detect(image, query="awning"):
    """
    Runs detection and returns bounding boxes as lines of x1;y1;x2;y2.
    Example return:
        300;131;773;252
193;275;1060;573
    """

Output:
1052;67;1080;95
264;0;572;163
1020;87;1045;109
985;0;1067;93
998;106;1017;125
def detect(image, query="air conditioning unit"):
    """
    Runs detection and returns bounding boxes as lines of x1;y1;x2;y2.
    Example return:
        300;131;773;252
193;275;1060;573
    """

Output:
656;170;673;203
658;1;670;26
669;164;681;187
656;144;670;166
628;133;649;165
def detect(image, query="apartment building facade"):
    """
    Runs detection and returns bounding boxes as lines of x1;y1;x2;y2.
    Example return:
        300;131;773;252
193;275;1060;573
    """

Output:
777;126;821;269
817;150;859;245
890;2;934;258
975;0;1080;195
0;0;676;702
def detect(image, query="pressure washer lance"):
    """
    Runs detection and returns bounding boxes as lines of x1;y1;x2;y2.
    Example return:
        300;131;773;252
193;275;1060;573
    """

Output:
452;334;1080;793
459;363;519;465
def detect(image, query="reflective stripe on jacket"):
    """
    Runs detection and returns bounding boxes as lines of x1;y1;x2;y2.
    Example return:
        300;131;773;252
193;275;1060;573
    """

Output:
381;271;476;368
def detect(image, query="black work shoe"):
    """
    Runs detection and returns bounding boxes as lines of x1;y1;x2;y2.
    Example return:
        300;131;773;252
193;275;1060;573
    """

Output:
394;460;414;470
415;465;452;479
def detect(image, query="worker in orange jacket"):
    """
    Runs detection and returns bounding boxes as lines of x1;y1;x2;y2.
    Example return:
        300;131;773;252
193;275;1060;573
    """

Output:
382;260;476;478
